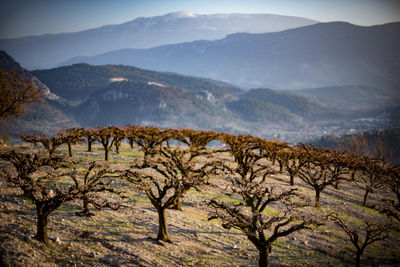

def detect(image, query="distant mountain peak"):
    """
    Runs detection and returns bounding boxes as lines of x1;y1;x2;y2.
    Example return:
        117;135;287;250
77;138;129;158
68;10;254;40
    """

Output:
0;12;317;69
166;11;197;18
61;22;400;90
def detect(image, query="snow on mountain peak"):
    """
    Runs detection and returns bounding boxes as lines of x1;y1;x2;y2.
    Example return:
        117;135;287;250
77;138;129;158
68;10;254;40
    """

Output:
169;11;197;18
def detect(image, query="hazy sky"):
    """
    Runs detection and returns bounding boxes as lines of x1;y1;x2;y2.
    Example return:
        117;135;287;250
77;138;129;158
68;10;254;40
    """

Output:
0;0;399;39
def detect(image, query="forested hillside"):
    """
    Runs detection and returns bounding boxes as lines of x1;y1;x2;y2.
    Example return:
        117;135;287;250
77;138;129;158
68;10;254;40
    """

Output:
312;128;400;164
1;52;396;143
29;62;351;142
32;63;242;101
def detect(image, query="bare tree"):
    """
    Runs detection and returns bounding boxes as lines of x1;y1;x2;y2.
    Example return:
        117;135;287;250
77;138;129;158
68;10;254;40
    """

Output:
74;161;123;217
296;145;352;207
216;134;272;177
277;146;307;186
128;126;167;164
57;128;84;157
94;126;121;161
209;192;319;267
385;166;400;208
328;209;394;267
375;166;400;223
176;128;219;151
112;126;127;155
79;128;97;152
0;148;121;245
209;134;320;267
122;158;179;243
347;132;368;156
20;134;65;158
0;68;42;120
123;150;219;243
261;139;289;172
209;135;318;266
125;124;142;150
352;156;389;206
163;128;221;210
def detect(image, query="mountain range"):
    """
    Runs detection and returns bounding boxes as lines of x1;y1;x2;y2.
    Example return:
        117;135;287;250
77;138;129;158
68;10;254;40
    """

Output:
1;12;399;142
63;21;400;90
31;63;241;102
0;52;350;141
0;12;317;69
3;62;397;142
32;63;316;131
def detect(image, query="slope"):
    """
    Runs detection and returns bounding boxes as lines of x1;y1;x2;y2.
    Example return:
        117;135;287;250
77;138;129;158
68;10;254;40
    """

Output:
0;51;78;138
75;79;235;130
32;64;242;102
241;88;336;118
296;85;399;111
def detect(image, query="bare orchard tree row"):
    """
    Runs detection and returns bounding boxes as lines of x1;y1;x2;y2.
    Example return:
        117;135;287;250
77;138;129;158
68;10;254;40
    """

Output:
1;125;399;266
0;149;123;245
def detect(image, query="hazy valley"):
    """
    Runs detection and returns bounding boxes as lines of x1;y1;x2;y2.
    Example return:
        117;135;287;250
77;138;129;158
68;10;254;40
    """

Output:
0;50;397;143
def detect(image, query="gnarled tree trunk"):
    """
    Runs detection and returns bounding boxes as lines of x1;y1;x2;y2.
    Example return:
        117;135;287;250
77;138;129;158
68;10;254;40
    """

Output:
67;143;72;157
104;148;110;161
355;249;363;267
315;189;321;208
156;207;170;242
169;197;183;211
36;205;50;245
289;173;295;186
278;160;283;172
362;189;371;207
258;245;270;267
87;138;93;152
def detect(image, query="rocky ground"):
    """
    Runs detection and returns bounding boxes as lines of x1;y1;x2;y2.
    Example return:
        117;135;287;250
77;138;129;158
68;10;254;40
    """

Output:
1;144;400;266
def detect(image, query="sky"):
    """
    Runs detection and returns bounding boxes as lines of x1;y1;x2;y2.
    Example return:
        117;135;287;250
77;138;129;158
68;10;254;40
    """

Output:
0;0;399;39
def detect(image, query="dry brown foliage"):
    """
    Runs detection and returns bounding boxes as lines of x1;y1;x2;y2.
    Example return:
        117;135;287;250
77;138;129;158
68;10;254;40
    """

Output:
0;68;42;120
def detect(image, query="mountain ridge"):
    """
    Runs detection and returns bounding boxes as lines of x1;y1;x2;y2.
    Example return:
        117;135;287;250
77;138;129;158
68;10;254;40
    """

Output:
32;63;368;137
0;12;317;69
62;21;400;90
32;63;243;102
1;50;397;142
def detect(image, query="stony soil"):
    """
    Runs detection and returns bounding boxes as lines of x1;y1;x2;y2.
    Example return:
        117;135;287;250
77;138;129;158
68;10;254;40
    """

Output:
1;143;400;266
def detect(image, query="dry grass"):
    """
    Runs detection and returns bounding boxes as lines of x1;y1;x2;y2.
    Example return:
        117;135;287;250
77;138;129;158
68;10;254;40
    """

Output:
0;143;399;266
